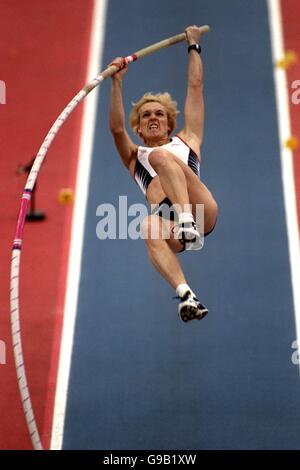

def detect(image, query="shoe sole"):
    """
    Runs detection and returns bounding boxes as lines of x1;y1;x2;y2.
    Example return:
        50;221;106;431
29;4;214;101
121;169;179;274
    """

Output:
179;304;208;323
184;239;204;251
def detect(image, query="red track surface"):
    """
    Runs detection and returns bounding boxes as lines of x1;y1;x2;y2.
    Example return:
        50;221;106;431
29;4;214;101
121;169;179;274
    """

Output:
0;0;93;449
281;0;300;234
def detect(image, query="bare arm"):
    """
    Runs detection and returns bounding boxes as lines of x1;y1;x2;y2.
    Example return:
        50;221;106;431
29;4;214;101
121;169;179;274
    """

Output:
109;58;137;170
178;26;205;153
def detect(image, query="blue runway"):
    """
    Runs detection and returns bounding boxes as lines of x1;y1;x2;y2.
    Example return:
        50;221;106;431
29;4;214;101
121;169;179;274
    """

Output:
63;0;300;449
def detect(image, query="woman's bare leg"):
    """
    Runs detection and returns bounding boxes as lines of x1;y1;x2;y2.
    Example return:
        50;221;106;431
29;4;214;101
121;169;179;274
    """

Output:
142;215;208;321
142;215;185;289
147;150;218;234
148;149;191;214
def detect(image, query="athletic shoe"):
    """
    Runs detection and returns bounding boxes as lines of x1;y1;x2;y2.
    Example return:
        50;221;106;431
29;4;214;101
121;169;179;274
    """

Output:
173;221;204;251
178;290;208;322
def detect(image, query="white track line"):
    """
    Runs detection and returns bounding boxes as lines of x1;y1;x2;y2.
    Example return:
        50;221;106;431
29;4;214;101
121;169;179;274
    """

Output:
50;0;108;449
268;0;300;370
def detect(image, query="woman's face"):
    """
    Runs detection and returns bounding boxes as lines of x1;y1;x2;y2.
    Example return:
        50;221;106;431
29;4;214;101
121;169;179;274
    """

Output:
138;101;170;143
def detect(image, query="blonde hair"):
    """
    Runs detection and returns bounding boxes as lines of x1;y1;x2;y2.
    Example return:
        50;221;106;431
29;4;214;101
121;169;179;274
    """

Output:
129;92;179;138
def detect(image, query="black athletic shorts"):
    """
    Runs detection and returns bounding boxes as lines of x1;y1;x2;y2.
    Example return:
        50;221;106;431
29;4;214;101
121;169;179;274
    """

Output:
151;197;216;237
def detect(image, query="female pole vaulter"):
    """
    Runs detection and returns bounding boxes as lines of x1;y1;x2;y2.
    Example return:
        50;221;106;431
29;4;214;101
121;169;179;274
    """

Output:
109;26;218;322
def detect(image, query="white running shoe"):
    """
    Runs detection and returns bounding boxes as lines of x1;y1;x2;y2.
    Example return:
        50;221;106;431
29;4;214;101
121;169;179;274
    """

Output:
173;221;204;251
178;290;208;322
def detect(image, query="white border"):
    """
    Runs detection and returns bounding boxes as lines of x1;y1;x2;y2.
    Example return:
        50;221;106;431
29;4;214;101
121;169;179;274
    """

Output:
267;0;300;369
50;0;108;449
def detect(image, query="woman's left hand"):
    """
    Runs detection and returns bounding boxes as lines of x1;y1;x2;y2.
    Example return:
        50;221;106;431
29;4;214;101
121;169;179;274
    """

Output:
185;25;203;45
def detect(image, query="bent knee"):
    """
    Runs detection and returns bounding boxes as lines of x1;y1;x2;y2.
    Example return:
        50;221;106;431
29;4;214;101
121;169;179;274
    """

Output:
210;197;218;216
204;197;218;233
148;148;171;170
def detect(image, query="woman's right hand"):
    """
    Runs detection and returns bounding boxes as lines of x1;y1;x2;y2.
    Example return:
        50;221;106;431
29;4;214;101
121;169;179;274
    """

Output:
109;57;128;80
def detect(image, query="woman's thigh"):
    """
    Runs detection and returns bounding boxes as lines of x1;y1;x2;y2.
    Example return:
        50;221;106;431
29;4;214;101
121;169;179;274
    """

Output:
145;151;218;234
166;154;218;233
